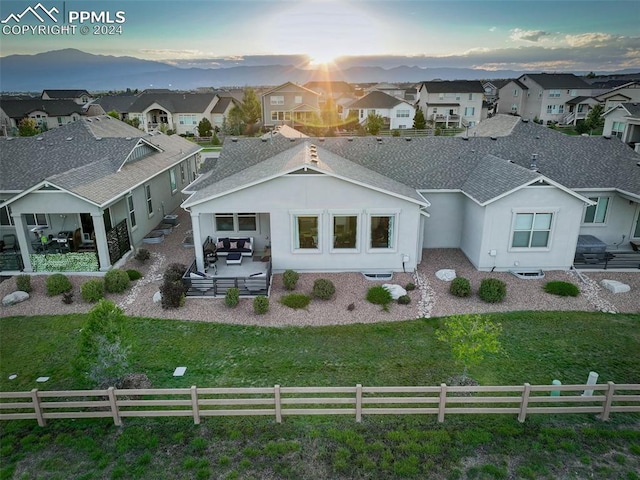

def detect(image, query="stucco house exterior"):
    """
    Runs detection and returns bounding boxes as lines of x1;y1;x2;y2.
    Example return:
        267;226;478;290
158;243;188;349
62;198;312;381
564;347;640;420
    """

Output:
0;99;84;134
181;115;640;277
41;89;93;105
602;102;640;151
260;82;321;129
597;82;640;112
344;91;416;130
0;115;201;273
416;80;485;128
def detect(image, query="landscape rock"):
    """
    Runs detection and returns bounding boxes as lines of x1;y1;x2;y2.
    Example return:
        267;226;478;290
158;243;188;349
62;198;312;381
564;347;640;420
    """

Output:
382;284;407;300
152;291;162;303
2;291;30;306
436;269;457;282
600;279;631;294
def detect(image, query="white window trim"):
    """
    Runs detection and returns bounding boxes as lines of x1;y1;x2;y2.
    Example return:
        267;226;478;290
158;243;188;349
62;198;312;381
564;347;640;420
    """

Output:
290;209;323;254
508;208;558;252
329;210;361;254
169;168;177;194
24;213;49;228
365;209;400;253
127;193;137;231
145;183;154;218
214;213;259;234
582;196;610;226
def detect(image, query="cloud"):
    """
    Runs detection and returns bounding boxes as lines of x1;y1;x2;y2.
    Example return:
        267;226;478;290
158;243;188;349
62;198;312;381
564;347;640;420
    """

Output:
489;26;497;32
509;28;550;43
564;32;614;47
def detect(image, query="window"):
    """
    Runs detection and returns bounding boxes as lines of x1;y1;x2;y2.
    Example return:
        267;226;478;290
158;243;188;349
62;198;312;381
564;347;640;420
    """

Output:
178;114;197;125
511;104;518;112
513;89;519;97
169;168;177;193
464;107;475;116
612;121;625;139
294;95;302;104
468;93;473;100
270;95;284;105
24;213;48;227
583;197;609;224
57;116;63;126
549;90;561;98
0;203;13;226
296;216;319;249
180;164;185;183
332;215;358;249
396;110;410;118
568;89;577;96
215;213;234;231
546;105;564;114
370;215;395;249
238;213;257;231
511;213;553;248
271;111;291;121
127;194;137;229
145;184;153;216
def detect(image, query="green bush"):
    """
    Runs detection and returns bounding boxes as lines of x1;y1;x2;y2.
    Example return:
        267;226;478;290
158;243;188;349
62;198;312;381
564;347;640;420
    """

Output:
397;294;411;305
366;285;393;311
253;296;269;314
544;281;579;297
134;248;151;263
225;288;240;308
104;269;130;294
164;263;187;283
16;274;31;293
450;277;472;297
478;278;506;303
81;279;105;303
280;293;311;309
405;282;416;291
46;273;72;296
160;281;186;309
126;269;142;281
312;279;335;300
282;270;299;290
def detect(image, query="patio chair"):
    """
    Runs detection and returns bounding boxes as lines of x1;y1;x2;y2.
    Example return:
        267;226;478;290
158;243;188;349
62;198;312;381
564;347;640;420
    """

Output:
2;234;18;252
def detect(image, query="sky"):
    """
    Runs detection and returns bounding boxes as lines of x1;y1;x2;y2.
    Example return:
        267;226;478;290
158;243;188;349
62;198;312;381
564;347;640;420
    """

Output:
1;0;639;72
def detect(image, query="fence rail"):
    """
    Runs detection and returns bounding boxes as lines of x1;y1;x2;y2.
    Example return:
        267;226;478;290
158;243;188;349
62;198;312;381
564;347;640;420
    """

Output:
1;382;639;427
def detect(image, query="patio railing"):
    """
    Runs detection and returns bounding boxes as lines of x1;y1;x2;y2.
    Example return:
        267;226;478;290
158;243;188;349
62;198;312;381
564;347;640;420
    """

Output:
0;251;24;272
182;260;272;297
573;251;640;270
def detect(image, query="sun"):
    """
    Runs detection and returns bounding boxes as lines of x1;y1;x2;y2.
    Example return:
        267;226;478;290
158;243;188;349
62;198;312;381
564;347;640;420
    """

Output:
309;52;338;66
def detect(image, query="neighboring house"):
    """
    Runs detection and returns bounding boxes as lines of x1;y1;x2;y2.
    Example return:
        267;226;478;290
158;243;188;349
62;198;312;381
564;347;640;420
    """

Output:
41;89;93;105
92;94;139;121
0;99;84;133
496;73;592;124
344;91;416;130
181;115;640;276
564;96;601;126
210;95;241;131
416;80;485;128
261;82;321;129
602;102;640;151
597;82;640;112
0;115;201;273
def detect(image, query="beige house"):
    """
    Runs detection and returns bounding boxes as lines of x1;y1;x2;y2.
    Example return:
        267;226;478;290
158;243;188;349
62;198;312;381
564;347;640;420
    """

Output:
261;82;321;129
416;80;484;128
597;82;640;112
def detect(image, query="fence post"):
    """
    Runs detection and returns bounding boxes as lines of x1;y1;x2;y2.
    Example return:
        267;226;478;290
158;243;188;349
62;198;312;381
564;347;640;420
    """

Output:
30;389;45;427
438;384;447;423
107;387;122;426
190;386;200;425
355;384;362;423
518;383;531;423
601;381;616;421
274;385;282;423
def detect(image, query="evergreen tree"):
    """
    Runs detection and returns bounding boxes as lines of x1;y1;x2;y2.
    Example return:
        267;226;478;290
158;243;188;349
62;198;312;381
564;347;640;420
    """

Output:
364;112;385;135
197;117;213;137
18;118;39;136
585;104;604;132
240;88;261;135
413;107;426;130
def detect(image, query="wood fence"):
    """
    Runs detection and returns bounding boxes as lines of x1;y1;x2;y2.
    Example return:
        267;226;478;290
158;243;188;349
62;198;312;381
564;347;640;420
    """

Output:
1;382;638;427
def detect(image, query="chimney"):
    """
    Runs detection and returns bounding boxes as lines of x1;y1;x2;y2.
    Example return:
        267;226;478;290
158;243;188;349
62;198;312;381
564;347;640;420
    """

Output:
530;153;538;171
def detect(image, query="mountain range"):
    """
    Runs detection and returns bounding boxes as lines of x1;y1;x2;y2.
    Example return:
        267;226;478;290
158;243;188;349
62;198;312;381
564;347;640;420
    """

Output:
1;49;638;93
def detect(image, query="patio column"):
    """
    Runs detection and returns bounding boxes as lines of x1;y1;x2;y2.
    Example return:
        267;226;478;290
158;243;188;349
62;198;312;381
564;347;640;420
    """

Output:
191;211;205;272
11;213;33;272
91;212;111;271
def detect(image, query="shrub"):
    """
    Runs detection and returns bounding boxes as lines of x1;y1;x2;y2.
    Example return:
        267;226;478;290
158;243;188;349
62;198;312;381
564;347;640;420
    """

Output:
282;270;299;290
62;292;74;304
104;269;130;294
160;280;186;309
366;285;393;311
544;281;579;297
46;273;72;296
280;293;311;309
405;282;416;291
126;269;142;281
312;279;335;300
134;248;151;263
81;279;105;303
164;263;187;283
478;278;506;303
16;274;31;293
450;277;472;297
397;295;411;305
253;295;269;314
225;288;240;308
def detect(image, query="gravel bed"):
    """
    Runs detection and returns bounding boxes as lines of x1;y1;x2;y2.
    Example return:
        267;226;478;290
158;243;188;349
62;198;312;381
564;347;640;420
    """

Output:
2;211;638;323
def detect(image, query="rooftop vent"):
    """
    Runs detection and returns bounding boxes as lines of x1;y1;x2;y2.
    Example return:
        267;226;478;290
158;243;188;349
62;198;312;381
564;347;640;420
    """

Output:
289;138;296;142
347;136;354;142
310;153;319;164
491;136;497;141
522;118;529;123
86;118;92;123
36;137;43;141
530;153;538;171
261;138;268;142
603;135;611;140
231;137;238;142
94;117;101;121
125;137;132;140
376;136;382;142
462;136;469;141
405;137;412;141
6;137;13;141
96;137;102;141
66;137;73;141
318;137;325;142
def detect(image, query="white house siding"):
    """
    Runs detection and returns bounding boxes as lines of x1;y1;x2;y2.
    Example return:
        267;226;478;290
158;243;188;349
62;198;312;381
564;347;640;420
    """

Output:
189;175;423;273
472;186;584;271
421;192;465;248
389;104;415;130
602;106;630;138
577;191;639;248
497;81;526;116
460;198;486;269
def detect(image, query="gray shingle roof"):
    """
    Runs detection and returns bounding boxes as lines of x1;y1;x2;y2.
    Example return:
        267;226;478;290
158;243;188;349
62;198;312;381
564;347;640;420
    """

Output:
347;91;407;109
129;92;217;113
94;95;139;113
42;89;91;99
621;102;640;117
0;99;84;118
420;80;485;93
520;73;591;89
211;96;236;114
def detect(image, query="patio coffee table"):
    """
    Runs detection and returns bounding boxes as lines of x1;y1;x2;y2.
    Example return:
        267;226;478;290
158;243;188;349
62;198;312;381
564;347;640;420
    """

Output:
226;253;242;265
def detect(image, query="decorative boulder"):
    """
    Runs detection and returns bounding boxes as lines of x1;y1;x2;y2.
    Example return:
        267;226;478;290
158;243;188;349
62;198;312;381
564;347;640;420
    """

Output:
436;269;457;282
152;291;162;303
600;279;631;294
2;291;30;306
382;284;407;300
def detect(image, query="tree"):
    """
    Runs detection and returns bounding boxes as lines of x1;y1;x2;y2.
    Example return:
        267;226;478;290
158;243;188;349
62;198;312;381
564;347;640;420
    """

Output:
240;88;261;134
321;97;340;130
585;104;604;132
364;112;385;135
435;314;504;380
18;118;39;136
413;107;426;130
197;117;213;137
75;299;131;388
124;117;141;129
106;110;120;119
211;131;221;145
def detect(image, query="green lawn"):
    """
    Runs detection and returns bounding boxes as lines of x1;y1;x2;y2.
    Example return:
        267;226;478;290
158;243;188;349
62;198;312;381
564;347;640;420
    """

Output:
1;311;639;479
